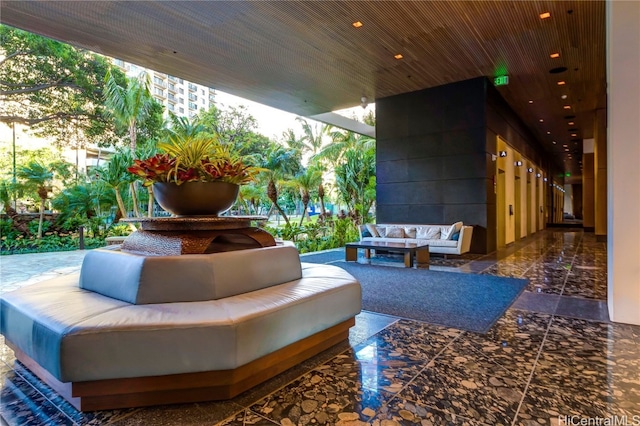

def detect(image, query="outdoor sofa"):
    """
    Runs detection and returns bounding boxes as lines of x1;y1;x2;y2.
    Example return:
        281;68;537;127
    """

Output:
358;222;473;255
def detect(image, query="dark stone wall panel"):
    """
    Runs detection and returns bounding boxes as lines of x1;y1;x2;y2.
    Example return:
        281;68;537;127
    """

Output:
377;160;409;184
377;133;445;163
377;182;443;205
444;203;487;227
441;179;488;205
442;128;487;155
441;154;486;180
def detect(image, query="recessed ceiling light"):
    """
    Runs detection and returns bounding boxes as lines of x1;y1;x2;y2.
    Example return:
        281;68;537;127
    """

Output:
550;53;560;58
540;12;551;19
394;54;403;60
561;94;568;99
352;21;363;28
539;119;544;122
563;144;568;147
563;105;571;109
571;133;577;137
568;121;575;125
547;131;551;134
528;100;534;104
557;81;566;85
553;141;557;144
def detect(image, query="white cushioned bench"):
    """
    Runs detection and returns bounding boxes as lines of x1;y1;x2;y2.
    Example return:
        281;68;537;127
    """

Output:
0;244;361;410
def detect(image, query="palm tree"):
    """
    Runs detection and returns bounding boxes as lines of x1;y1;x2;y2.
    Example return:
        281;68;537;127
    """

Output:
312;128;375;168
103;69;155;152
260;144;300;225
296;117;328;156
104;69;156;217
317;180;327;218
334;147;376;224
95;149;136;230
16;160;62;239
291;168;322;226
0;180;28;234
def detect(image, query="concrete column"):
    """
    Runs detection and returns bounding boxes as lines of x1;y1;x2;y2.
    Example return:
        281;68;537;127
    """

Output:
594;109;607;242
582;139;595;231
607;0;640;325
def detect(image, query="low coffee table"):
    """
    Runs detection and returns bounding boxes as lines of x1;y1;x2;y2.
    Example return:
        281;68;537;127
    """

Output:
345;241;430;268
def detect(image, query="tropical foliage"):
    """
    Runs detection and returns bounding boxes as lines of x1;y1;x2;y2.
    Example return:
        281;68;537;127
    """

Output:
0;26;122;147
1;28;377;255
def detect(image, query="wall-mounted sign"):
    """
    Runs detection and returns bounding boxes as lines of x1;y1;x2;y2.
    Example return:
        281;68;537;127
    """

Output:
494;75;509;86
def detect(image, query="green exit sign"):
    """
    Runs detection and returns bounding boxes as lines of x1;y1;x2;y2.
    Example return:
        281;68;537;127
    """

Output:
494;75;509;86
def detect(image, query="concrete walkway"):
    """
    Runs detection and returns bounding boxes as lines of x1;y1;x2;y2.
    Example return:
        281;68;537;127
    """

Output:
0;250;88;294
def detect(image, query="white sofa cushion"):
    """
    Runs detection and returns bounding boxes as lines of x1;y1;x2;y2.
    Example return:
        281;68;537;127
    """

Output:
384;226;404;238
416;226;441;239
403;227;417;238
417;239;458;247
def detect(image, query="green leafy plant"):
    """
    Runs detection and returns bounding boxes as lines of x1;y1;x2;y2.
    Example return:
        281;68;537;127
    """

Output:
128;135;260;186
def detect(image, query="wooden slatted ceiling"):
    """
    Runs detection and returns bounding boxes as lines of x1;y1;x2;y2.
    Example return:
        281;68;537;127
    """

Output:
0;0;605;178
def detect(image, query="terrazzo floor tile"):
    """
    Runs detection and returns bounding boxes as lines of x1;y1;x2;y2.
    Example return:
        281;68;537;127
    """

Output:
373;397;489;425
249;370;394;425
357;320;461;362
12;362;137;426
435;336;540;386
514;383;611;426
0;371;74;426
314;348;427;394
397;359;524;426
108;401;243;426
218;409;279;426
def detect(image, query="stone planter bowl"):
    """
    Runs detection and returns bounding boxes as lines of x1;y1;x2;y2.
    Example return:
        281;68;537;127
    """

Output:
153;181;239;216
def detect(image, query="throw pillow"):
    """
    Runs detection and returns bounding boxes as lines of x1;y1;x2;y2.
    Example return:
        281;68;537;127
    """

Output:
361;228;372;238
451;231;460;241
385;227;404;238
441;221;463;240
404;227;417;238
376;226;387;237
365;224;379;237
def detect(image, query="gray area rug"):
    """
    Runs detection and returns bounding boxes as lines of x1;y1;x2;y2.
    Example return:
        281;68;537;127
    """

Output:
314;261;528;334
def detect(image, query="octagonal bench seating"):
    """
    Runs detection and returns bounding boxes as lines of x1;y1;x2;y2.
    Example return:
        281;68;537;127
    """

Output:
0;244;361;411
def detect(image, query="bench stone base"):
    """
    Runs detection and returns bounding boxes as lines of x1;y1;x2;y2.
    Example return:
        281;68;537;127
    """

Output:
9;318;354;411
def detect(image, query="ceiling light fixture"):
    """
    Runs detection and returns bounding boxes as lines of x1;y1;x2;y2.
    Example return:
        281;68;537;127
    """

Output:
561;94;568;99
539;119;544;122
568;121;575;125
550;53;560;58
563;105;571;109
360;96;369;109
547;131;551;134
394;53;403;60
571;133;577;137
352;21;363;28
557;81;566;85
528;100;534;104
539;12;551;19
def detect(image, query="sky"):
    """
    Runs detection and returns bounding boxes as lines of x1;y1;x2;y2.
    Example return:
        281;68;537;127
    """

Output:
214;90;375;141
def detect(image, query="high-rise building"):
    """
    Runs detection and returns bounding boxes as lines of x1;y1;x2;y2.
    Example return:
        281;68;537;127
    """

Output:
112;59;216;119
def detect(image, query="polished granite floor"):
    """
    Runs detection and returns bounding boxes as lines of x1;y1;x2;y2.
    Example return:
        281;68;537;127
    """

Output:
2;229;637;426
